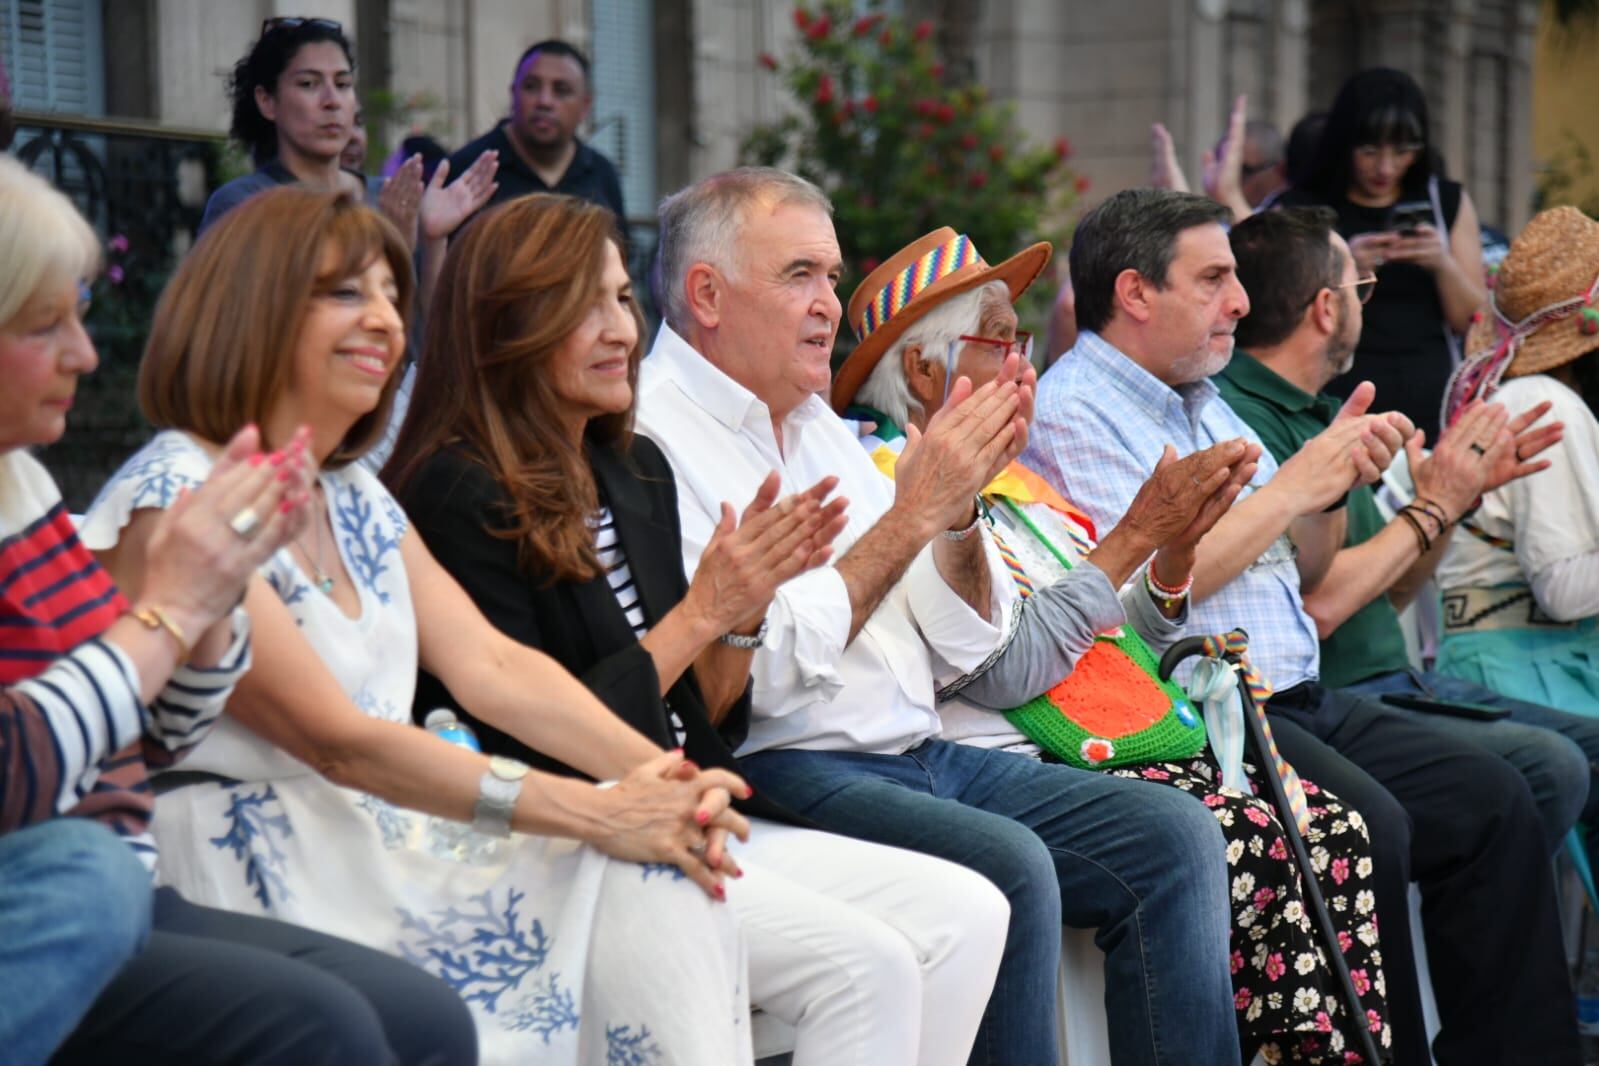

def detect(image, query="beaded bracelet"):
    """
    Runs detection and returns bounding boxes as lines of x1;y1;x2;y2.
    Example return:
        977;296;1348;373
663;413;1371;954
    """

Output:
1144;566;1193;611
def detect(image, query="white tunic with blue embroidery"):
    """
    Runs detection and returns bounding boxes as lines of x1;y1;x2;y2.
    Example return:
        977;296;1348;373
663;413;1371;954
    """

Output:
84;431;752;1066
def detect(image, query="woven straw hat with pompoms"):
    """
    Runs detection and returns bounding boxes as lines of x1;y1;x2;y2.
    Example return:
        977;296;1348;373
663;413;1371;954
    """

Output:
1442;206;1599;426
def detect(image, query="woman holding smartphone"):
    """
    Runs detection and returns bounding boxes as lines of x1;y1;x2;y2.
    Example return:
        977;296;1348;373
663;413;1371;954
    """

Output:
1280;67;1486;441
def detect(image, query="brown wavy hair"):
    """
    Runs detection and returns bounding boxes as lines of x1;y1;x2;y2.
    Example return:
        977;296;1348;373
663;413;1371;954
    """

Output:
382;194;641;583
139;186;414;467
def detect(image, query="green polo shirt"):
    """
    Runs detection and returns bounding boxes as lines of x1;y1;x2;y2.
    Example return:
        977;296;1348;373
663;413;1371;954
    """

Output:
1214;352;1410;687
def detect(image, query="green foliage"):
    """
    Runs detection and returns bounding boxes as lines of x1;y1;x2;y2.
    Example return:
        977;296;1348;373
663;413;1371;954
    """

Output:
741;2;1079;354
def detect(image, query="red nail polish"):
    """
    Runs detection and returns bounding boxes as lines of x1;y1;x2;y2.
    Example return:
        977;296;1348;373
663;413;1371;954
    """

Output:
277;468;294;482
714;885;726;900
682;760;699;773
269;451;286;466
279;498;295;514
695;810;710;826
249;453;267;467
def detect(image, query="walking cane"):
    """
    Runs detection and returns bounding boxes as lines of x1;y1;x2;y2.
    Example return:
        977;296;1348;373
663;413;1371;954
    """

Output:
1160;630;1388;1065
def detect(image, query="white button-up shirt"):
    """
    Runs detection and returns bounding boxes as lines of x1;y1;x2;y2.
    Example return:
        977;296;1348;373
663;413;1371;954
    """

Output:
636;325;1018;756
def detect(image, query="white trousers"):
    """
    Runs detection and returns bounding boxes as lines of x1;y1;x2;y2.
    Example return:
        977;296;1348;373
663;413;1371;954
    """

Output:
728;819;1008;1066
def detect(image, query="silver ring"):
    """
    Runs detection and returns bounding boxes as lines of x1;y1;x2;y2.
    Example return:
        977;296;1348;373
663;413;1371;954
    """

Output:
688;842;708;858
229;505;262;539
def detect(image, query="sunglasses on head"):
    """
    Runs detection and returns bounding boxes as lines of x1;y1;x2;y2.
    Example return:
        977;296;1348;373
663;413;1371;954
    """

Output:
261;16;343;36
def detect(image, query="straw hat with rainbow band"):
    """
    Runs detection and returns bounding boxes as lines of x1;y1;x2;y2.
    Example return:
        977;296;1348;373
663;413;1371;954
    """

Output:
1442;206;1599;428
831;227;1052;414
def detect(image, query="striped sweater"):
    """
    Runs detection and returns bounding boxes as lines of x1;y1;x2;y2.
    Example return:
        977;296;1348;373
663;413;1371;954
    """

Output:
0;449;248;873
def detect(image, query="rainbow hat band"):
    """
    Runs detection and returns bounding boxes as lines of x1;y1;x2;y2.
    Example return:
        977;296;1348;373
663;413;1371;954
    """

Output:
857;233;981;341
833;227;1051;414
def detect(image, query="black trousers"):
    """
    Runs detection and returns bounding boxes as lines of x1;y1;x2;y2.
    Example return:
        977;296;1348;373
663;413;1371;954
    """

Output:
1267;682;1579;1066
52;888;477;1065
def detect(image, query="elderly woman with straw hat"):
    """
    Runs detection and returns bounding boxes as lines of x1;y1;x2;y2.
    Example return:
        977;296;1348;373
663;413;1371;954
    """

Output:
1435;206;1599;712
838;229;1392;1064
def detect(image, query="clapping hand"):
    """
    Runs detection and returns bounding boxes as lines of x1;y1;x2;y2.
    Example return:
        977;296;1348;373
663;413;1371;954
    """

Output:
894;352;1031;538
137;424;314;657
1202;94;1251;221
687;471;849;635
378;154;425;249
1484;400;1562;492
420;153;500;242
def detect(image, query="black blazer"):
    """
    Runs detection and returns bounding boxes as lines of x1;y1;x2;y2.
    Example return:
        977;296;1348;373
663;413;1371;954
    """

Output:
403;435;799;825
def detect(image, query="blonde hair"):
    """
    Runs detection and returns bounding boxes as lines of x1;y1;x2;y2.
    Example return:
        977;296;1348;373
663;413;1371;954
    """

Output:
0;156;100;327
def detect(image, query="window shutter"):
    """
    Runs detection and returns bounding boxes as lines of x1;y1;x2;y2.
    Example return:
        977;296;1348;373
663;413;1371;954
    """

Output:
0;0;104;115
589;0;655;222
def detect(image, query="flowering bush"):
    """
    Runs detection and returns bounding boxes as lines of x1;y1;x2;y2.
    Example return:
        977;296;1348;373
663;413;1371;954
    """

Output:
742;2;1079;350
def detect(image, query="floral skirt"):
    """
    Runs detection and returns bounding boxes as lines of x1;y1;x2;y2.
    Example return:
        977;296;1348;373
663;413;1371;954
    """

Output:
1107;756;1391;1064
150;773;752;1066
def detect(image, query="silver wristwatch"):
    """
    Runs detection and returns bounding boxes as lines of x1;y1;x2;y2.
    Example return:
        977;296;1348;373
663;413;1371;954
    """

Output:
472;755;530;838
718;617;769;650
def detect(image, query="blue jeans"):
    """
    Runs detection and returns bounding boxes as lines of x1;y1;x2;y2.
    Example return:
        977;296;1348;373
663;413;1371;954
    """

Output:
740;738;1238;1066
1343;667;1599;853
0;820;151;1066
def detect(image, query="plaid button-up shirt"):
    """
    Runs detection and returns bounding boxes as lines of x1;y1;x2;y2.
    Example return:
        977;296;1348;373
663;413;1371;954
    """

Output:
1020;330;1322;690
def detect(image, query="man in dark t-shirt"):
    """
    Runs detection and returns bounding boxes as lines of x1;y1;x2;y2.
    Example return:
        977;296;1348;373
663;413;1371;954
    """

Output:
1217;207;1599;853
448;39;625;223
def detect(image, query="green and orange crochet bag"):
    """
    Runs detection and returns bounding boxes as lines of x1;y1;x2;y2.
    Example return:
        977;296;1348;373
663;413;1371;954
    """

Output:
994;496;1207;770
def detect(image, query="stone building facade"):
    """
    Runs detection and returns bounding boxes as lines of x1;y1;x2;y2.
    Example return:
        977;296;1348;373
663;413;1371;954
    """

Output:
3;0;1546;230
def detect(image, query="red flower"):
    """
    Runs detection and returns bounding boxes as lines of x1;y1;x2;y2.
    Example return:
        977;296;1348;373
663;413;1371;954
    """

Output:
960;133;979;150
1330;856;1350;884
815;75;836;105
967;171;988;190
1315;1011;1334;1033
1337;929;1354;952
1350;968;1371;995
931;61;945;79
1074;174;1092;194
913;19;934;41
934;102;955;124
1229;949;1244;975
1234;988;1252;1010
806;14;832;39
915;122;935;141
1053;136;1072;161
988;144;1005;163
758;51;779;71
862;95;878;114
852;14;882;36
1367;1009;1383;1032
879;27;894;46
793;7;811;30
914;98;937;117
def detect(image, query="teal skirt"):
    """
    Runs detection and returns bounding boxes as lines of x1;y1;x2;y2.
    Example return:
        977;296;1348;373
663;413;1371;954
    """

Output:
1435;616;1599;716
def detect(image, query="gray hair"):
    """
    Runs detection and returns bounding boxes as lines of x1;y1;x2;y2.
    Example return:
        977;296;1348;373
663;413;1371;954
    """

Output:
656;166;832;334
854;281;1009;428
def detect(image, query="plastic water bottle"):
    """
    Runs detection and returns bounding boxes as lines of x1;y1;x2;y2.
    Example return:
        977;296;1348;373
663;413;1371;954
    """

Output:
423;710;505;865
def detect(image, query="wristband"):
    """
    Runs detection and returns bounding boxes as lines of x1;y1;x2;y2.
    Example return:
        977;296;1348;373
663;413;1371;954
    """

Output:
1144;566;1193;610
718;618;768;650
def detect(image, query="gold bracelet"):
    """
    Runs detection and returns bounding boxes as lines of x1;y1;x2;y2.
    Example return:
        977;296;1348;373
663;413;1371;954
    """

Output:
131;605;191;660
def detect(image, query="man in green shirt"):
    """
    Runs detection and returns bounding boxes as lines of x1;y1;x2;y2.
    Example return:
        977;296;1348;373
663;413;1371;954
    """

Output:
1216;207;1599;851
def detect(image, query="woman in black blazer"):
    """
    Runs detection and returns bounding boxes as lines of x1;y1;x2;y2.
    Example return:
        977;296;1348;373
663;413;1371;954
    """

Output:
385;194;1012;1066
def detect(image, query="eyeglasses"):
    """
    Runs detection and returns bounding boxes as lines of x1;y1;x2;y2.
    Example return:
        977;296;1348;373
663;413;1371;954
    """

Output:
261;16;344;36
943;331;1033;402
1353;143;1422;164
1333;273;1379;305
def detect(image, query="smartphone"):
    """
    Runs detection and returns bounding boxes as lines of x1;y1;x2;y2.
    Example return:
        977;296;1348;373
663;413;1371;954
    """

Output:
1387;201;1433;236
1379;692;1510;721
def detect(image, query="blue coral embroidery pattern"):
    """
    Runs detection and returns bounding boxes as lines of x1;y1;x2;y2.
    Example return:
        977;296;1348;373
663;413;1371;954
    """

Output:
639;862;686;882
396;888;579;1039
109;434;204;512
606;1023;664;1065
356;793;413;849
265;567;310;610
209;785;295;908
332;484;402;603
